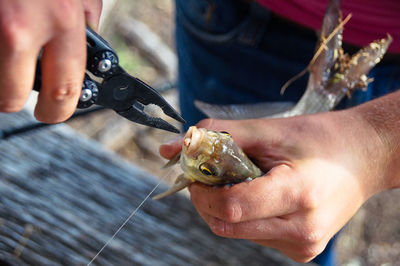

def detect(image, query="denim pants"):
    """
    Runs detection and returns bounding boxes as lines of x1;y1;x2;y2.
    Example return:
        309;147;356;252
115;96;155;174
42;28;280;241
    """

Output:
175;0;400;265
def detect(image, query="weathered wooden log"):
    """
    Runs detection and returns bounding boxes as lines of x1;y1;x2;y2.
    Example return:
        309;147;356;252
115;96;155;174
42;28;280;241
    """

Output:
0;111;306;266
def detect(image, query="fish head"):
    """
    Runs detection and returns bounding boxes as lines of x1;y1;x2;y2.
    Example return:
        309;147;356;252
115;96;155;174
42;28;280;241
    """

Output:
180;126;262;185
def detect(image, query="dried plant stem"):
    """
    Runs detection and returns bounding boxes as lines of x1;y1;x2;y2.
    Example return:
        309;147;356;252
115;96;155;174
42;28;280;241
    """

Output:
280;14;352;94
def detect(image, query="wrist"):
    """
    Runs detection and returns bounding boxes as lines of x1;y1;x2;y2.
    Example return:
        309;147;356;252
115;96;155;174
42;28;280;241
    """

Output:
351;91;400;190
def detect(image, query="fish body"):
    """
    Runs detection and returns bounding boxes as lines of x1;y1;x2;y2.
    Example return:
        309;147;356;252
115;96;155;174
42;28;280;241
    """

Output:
154;0;392;199
153;126;262;199
195;0;392;120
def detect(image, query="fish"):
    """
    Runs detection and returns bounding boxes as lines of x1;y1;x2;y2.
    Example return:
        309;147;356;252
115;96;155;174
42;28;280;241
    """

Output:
195;0;392;120
153;126;263;199
153;0;392;199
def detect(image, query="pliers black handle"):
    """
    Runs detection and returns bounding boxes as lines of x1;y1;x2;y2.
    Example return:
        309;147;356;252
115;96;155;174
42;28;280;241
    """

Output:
33;27;185;133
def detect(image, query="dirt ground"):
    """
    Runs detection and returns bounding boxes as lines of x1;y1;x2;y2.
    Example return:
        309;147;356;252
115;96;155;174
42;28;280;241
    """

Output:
68;0;400;265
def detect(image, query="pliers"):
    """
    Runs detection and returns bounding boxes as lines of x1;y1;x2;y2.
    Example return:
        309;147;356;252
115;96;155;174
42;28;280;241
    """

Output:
33;27;185;133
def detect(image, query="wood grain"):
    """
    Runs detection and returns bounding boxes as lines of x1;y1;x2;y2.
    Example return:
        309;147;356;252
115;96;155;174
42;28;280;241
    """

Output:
0;111;304;266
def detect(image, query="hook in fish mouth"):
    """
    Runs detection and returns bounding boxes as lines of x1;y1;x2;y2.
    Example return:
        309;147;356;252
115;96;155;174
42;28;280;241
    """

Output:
184;126;205;155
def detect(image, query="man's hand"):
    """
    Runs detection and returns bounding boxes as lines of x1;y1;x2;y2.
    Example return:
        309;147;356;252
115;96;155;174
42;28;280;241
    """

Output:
160;105;395;262
0;0;102;123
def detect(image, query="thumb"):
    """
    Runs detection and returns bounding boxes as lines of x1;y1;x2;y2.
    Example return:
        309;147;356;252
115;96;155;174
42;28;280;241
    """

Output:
159;137;183;160
158;118;244;160
196;118;294;162
196;118;251;136
196;118;263;148
83;0;103;30
160;118;282;160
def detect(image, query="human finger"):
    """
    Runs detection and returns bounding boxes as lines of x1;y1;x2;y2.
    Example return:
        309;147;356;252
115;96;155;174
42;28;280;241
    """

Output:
35;10;86;123
0;45;40;112
195;118;293;165
196;119;258;149
198;211;329;262
159;138;183;159
160;119;265;160
189;164;306;223
0;0;45;112
252;239;325;263
83;0;103;30
197;211;293;240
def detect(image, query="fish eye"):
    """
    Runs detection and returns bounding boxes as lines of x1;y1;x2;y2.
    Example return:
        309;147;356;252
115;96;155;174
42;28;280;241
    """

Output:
219;131;231;136
199;163;216;176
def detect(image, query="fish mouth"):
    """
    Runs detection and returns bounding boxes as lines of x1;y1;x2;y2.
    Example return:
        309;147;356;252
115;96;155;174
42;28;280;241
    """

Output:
183;126;205;155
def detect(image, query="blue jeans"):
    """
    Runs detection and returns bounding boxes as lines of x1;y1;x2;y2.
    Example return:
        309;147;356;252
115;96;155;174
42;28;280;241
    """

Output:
175;0;400;265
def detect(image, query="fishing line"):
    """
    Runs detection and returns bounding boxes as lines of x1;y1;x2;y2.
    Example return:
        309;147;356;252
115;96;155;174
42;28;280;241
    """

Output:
87;170;173;266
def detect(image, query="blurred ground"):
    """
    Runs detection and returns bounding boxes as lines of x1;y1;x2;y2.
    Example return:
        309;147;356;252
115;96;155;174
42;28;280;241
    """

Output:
67;0;400;265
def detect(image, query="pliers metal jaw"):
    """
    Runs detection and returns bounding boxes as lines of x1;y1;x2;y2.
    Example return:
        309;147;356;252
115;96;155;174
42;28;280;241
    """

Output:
34;27;185;133
92;69;185;133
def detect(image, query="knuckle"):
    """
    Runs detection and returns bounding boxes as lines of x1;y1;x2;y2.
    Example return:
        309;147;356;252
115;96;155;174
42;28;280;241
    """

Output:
51;81;81;102
53;0;82;30
220;198;242;223
0;20;30;52
298;188;320;210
